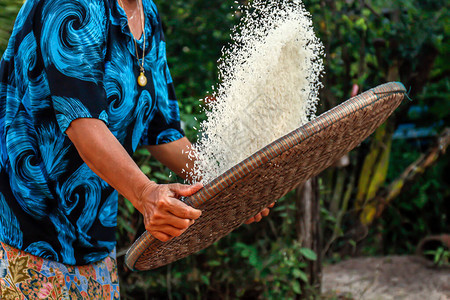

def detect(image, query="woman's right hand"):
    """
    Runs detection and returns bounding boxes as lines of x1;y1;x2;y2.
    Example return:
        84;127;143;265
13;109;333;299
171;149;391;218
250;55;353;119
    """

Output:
138;182;203;242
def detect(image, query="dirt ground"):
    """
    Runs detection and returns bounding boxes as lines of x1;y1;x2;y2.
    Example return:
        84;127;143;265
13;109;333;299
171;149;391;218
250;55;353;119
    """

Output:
321;255;450;300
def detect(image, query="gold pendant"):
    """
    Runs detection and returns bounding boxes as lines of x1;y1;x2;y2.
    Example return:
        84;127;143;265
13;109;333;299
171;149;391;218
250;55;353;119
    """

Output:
137;72;147;87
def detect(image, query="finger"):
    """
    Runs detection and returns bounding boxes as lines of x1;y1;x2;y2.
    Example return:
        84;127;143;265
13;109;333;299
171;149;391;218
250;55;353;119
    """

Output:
261;208;270;217
169;182;203;197
150;224;189;238
146;225;187;238
151;231;172;242
151;213;194;229
254;213;263;223
165;197;202;220
244;217;255;225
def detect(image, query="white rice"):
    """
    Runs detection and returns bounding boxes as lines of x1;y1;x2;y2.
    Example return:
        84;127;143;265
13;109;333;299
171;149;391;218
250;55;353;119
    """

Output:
186;0;324;184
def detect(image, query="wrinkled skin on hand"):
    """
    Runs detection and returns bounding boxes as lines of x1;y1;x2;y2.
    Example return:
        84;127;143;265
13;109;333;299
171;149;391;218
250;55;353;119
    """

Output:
139;183;203;242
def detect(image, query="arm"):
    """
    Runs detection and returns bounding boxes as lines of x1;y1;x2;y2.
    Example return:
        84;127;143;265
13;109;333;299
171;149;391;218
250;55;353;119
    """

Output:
66;118;202;242
147;138;274;223
146;136;196;183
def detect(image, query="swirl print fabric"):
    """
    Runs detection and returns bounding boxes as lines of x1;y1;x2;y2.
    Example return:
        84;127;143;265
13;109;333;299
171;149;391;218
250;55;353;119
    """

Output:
0;0;184;265
0;242;120;299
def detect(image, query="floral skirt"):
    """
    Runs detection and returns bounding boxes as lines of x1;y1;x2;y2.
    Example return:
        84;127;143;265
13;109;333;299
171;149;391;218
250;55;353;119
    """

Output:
0;242;120;299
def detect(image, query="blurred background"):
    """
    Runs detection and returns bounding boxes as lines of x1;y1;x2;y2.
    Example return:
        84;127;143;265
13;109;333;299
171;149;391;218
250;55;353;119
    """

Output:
1;0;448;298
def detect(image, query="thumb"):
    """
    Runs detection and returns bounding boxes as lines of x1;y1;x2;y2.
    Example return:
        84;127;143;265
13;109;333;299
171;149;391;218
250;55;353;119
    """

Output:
170;182;203;197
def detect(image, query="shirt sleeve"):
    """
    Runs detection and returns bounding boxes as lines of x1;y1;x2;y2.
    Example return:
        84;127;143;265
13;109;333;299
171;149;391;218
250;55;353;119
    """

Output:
37;0;109;134
139;15;185;146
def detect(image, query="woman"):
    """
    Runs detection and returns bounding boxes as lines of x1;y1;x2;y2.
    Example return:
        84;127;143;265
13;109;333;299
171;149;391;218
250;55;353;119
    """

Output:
0;0;271;298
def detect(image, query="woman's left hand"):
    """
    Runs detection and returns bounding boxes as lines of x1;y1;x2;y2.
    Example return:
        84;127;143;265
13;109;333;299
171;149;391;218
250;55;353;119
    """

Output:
244;202;275;224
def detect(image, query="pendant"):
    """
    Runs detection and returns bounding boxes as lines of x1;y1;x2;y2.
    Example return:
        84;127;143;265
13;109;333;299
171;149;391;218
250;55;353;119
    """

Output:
137;72;147;87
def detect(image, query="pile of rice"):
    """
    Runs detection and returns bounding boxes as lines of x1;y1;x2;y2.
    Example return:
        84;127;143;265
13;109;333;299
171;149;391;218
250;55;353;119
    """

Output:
187;0;324;184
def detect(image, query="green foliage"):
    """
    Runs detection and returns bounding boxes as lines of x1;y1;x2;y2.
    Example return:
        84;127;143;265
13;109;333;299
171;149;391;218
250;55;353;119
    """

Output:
424;247;450;267
310;0;448;261
0;0;22;54
369;144;449;255
153;0;239;141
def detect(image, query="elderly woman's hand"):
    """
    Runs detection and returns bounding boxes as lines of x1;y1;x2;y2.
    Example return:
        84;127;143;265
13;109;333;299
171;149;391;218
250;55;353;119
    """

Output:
138;182;203;242
244;202;275;224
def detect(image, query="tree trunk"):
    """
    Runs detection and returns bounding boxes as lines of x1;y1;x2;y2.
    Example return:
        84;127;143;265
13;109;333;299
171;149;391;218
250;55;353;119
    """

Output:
295;177;322;298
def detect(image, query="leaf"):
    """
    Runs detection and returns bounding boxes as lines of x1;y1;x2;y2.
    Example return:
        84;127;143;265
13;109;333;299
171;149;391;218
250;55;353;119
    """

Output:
235;242;248;249
292;268;303;278
298;271;308;283
140;165;151;175
241;248;250;258
355;18;367;31
360;206;377;225
2;286;20;298
200;274;210;285
366;133;392;200
208;260;221;267
153;172;170;181
8;256;30;283
291;280;302;294
249;252;259;267
135;148;151;156
299;248;317;261
356;146;379;206
124;199;135;214
117;218;134;234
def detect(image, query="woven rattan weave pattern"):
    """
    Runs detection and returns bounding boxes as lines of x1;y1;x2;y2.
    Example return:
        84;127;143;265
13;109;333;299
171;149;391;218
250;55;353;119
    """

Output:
126;82;407;271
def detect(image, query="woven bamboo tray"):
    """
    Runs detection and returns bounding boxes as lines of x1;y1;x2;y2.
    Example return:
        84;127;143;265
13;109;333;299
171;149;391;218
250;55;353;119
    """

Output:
126;82;407;271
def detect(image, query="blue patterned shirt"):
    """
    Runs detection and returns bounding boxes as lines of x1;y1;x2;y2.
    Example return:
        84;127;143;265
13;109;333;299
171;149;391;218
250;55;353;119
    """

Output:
0;0;184;265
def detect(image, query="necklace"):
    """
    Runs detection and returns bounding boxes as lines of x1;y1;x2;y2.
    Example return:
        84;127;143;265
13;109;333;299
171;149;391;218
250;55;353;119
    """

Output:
118;0;147;87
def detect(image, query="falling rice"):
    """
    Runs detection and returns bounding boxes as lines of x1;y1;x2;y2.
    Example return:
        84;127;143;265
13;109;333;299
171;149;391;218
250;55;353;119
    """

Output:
187;0;324;184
